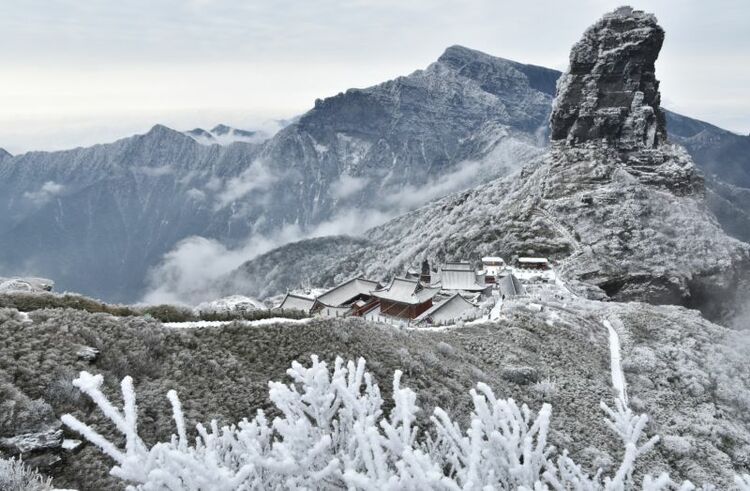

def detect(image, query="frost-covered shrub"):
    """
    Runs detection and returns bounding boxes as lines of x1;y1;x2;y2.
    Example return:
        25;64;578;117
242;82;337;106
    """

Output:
436;341;455;357
661;435;692;457
140;304;195;323
0;457;52;491
0;382;55;436
501;365;539;385
532;377;557;400
62;356;704;490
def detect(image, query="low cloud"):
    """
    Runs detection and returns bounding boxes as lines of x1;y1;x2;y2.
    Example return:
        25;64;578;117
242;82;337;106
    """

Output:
186;188;206;201
23;181;65;206
384;137;541;211
214;160;277;209
141;207;392;306
142;227;302;306
386;160;485;210
331;174;369;200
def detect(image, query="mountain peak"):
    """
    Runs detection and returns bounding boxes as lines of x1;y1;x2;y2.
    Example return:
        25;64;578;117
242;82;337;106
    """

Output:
140;124;195;145
211;124;232;135
0;148;11;159
145;124;184;138
437;44;506;69
550;6;666;151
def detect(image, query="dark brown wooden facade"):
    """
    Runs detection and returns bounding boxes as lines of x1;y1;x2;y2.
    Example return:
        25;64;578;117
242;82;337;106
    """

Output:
379;298;433;320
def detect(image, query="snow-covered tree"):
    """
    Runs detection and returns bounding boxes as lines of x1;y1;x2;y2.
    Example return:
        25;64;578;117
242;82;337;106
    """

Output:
0;457;52;491
62;355;727;490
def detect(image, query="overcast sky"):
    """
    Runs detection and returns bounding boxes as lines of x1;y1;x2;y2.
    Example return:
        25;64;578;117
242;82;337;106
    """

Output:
1;0;748;153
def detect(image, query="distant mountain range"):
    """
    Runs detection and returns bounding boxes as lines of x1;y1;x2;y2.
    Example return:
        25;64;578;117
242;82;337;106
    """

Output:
0;45;748;302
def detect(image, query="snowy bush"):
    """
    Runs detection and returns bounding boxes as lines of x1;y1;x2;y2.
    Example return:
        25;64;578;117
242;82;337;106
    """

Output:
0;457;52;491
532;377;557;400
62;356;715;490
436;341;456;357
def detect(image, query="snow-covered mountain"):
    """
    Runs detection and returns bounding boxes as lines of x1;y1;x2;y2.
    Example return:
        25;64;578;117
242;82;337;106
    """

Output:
225;7;749;324
1;43;748;303
0;49;558;302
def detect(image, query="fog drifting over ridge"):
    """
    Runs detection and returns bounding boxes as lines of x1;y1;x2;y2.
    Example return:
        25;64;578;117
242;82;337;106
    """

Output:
1;0;749;153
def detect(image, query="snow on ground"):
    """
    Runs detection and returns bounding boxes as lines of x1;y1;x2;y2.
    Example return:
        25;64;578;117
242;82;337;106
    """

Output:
0;276;54;293
194;295;266;314
62;438;82;450
163;317;314;329
489;292;504;320
603;318;628;404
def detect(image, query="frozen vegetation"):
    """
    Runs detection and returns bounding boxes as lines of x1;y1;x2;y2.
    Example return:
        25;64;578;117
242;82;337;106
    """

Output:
2;279;750;488
60;356;713;490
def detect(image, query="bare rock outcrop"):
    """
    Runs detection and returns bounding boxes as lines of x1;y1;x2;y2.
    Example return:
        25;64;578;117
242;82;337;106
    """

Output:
550;6;666;152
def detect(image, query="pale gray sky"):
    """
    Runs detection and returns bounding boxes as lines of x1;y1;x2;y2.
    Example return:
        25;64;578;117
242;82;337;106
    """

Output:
1;0;748;153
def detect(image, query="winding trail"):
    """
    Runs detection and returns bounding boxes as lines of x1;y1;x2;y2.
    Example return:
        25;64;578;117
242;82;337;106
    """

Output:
538;270;629;406
602;318;628;404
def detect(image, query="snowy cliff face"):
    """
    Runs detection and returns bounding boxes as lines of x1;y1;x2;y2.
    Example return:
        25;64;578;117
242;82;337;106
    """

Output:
250;44;552;215
550;7;666;151
230;8;749;322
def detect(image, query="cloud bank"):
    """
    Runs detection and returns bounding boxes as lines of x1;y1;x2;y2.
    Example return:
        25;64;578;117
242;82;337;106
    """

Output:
23;181;65;206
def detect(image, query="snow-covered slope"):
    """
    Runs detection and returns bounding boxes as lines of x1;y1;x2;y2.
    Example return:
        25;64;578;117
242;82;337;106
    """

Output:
0;276;54;293
226;7;750;323
194;295;267;315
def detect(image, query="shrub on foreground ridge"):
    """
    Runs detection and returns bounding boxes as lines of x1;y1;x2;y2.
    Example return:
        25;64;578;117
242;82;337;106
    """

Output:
62;356;750;490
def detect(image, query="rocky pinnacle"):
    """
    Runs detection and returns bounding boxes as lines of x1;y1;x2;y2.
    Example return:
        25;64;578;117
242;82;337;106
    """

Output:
549;6;667;151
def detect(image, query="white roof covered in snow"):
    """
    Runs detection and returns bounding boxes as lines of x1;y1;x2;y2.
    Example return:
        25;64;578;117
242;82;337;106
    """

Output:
498;274;525;298
316;277;380;307
373;277;439;305
416;293;479;323
439;268;487;291
518;257;549;264
443;261;473;271
278;293;316;312
482;256;505;264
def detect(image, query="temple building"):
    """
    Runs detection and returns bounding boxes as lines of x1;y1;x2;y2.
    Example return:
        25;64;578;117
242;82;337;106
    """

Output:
416;293;479;325
372;277;440;319
311;277;381;317
481;256;506;283
276;293;315;313
439;261;491;294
